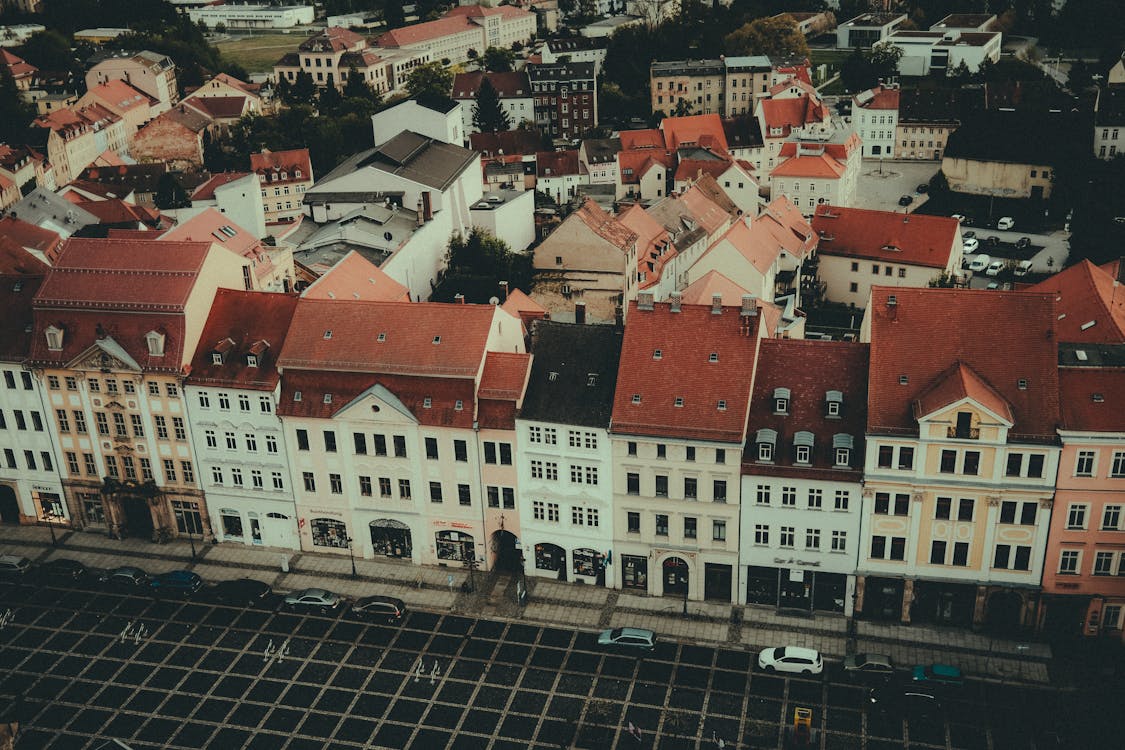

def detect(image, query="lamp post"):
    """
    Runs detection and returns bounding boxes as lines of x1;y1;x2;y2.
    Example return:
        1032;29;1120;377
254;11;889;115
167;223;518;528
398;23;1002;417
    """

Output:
44;511;57;547
681;568;689;617
347;536;357;579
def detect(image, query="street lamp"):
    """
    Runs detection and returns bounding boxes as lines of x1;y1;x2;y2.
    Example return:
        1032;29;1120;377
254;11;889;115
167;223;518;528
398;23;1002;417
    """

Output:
681;569;689;617
44;511;57;547
347;536;357;579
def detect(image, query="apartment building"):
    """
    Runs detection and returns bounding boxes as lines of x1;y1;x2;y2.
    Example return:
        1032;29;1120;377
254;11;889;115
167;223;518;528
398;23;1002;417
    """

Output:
27;238;251;541
375;4;535;67
853;85;900;158
86;51;178;116
527;62;598;141
650;56;774;118
609;294;763;603
452;71;533;137
857;288;1061;631
251;148;314;225
184;290;301;550
741;339;869;615
273;27;429;95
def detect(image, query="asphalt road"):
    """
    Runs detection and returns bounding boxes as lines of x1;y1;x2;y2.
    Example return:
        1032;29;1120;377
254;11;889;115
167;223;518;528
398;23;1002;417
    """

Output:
0;573;1083;750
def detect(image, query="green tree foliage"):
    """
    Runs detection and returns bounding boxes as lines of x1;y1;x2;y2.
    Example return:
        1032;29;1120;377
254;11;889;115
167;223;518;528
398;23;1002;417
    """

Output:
673;98;694;117
154;172;191;210
839;48;876;93
16;30;81;81
0;70;34;143
317;82;344;116
869;41;904;80
286;71;317;105
724;15;810;59
406;61;454;99
472;77;510;134
382;1;406;30
435;228;532;303
482;46;515;73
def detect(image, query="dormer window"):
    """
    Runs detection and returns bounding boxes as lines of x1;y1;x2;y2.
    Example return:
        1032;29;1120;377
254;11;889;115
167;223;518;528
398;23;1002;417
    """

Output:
212;353;224;365
377;332;386;342
323;393;333;404
323;330;332;339
674;397;684;407
294;169;302;178
280;171;287;180
246;354;258;368
825;390;843;418
653;349;662;360
143;330;166;356
833;434;854;467
432;336;441;345
1017;378;1028;390
773;387;790;415
709;352;718;363
794;431;815;464
455;400;463;411
631;394;641;405
45;325;63;351
293;390;302;401
423;397;432;408
756;428;777;462
717;400;727;411
586;373;598;387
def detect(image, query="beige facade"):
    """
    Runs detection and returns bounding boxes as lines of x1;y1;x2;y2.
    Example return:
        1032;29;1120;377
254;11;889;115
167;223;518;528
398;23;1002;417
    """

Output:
941;157;1054;200
896;121;955;161
818;250;960;308
86;52;178;116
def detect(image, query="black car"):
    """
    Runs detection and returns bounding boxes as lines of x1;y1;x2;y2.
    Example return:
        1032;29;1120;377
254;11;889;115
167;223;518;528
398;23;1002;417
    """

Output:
39;558;87;582
916;183;929;193
211;577;272;606
352;595;406;623
898;195;913;206
100;566;150;589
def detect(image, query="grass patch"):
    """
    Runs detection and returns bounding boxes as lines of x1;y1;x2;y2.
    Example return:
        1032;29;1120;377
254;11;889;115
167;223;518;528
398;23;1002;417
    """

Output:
216;33;305;74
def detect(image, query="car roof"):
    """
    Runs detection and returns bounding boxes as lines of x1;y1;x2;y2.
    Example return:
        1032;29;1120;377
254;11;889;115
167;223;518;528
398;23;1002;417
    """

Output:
615;627;654;638
858;653;892;666
0;554;29;563
358;595;403;605
928;663;961;676
780;646;820;659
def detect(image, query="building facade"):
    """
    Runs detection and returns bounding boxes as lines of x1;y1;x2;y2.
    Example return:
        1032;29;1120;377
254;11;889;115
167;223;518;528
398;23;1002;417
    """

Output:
528;62;598;141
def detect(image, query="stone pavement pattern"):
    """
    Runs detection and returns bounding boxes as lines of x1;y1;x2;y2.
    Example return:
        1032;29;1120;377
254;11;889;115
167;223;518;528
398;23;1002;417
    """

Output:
1;525;1050;684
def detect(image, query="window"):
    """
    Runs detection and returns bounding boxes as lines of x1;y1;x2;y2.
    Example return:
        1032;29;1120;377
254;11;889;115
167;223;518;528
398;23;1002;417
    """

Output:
379;478;392;497
780;526;795;548
796;445;811;464
656;444;667;459
218;394;230;410
1094;551;1114;576
1000;501;1017;524
224;431;237;450
1111;452;1125;478
459;484;472;506
627;441;637;456
834;491;849;511
323;431;337;453
894;494;910;516
231;468;244;486
105;455;118;479
296;429;309;451
499;443;512;465
238;395;250;412
1076;450;1096;477
393;435;407;458
354;433;367;455
543;428;557;445
655;514;669;536
56;409;70;432
627;473;640;494
889;537;906;561
429;482;443;503
684;517;697;539
1013;546;1031;571
898;447;914;470
930;540;947;565
627;512;640;533
713;480;727;503
162;459;178;482
684;477;697;499
963;451;980;476
359;476;373;496
1067;504;1087;530
958;498;975;522
172;418;186;441
1020;502;1037;526
65;376;77;391
1059;550;1079;574
303;472;316;492
754;524;769;544
713;520;727;542
655;475;668;497
831;530;847;551
484;442;497;464
1103;505;1122;531
715;449;725;464
66;452;79;474
808;489;823;509
756;485;771;505
425;437;439;460
878;446;893;468
454;440;468;462
773;387;790;414
805;528;820;549
875;493;890;515
130;414;144;438
74;411;86;434
260;396;272;414
1006;453;1022;477
758;442;774;462
940;450;957;473
529;426;542;443
95;413;109;436
993;544;1010;569
952;542;969;566
84;454;97;476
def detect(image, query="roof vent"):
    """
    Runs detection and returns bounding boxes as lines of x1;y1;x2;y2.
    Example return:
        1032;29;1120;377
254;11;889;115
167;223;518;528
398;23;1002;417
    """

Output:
587;373;598;387
432;336;441;344
631;394;641;404
653;349;662;360
1017;378;1028;390
1080;320;1096;331
1092;393;1104;402
548;371;559;381
674;397;684;407
323;330;332;339
887;295;897;307
899;375;908;385
1075;350;1088;361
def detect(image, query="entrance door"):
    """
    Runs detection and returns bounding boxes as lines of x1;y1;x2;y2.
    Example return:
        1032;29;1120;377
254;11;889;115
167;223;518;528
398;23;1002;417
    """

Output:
370;519;412;559
662;557;689;597
249;516;263;546
1031;185;1044;200
0;485;19;524
704;563;732;602
490;530;521;571
263;512;295;549
534;543;566;581
122;496;154;539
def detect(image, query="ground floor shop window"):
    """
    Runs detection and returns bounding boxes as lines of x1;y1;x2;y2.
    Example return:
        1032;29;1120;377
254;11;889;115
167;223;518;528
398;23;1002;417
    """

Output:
171;499;203;535
370;519;412;558
573;548;604;578
746;565;779;606
435;530;475;562
311;517;349;548
80;493;105;526
221;509;243;539
813;572;846;613
535;542;565;572
622;555;647;590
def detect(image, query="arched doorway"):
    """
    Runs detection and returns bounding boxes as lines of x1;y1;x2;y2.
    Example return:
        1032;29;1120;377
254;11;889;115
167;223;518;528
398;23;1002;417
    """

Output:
0;485;19;525
121;496;155;539
986;591;1024;635
662;557;689;597
435;530;475;563
370;519;412;558
534;542;566;581
490;529;521;571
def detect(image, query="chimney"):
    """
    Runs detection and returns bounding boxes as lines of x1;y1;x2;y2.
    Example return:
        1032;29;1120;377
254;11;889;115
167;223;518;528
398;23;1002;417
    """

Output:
499;280;509;301
1116;257;1125;285
637;292;655;311
455;293;465;304
711;293;723;315
741;294;757;317
614;305;624;329
575;301;586;325
421;191;433;222
669;291;682;313
415;196;424;227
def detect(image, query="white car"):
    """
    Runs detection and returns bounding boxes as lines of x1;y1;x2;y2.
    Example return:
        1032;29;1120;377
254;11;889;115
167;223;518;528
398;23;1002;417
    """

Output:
1014;260;1034;277
758;646;823;675
963;238;979;253
951;214;966;224
997;216;1015;230
985;260;1005;276
968;254;991;273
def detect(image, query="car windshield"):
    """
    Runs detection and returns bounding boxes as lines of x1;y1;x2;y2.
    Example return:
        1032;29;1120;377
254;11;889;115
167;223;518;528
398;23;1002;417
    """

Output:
609;628;623;639
776;647;787;658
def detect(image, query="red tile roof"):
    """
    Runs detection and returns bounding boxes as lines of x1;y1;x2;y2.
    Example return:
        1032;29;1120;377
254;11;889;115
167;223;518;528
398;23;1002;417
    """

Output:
183;96;249;120
0;216;62;263
535;149;581;178
758;196;817;260
161;208;267;275
500;288;548;332
469;129;544;156
0;49;36;80
1058;368;1125;432
452;71;531;99
85;79;152;112
866;287;1060;441
74;198;162;227
611;301;760;443
759;95;828;137
618;203;675;289
301;251;410;303
912;361;1013;423
277;299;498;377
674;158;731;183
660;114;729;154
854;85;900;110
299;26;366;53
478;352;532;400
812;205;958;270
0;274;44;362
742;339;869;480
1028;260;1125;344
572;199;637;251
250;148;313;184
186;289;299;390
679;178;736;232
190;172;252;201
377;7;529;48
770;151;846;178
617;149;674;185
478;398;518;430
619;129;665;150
680;270;750;306
0;236;50;275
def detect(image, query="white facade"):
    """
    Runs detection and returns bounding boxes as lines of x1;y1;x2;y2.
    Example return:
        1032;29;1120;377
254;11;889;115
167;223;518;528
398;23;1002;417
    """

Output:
853;106;898;159
0;365;67;525
516;419;615;585
469;190;535;252
187;5;316;30
459;94;533;138
816;249;960;308
372;100;464;147
888;31;1002;77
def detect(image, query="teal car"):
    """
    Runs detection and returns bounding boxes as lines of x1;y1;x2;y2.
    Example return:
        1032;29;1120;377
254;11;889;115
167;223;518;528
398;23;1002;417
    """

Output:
911;663;964;687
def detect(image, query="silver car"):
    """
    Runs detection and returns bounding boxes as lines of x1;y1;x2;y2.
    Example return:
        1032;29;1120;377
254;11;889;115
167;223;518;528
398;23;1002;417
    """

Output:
597;627;656;652
843;652;894;680
283;587;343;614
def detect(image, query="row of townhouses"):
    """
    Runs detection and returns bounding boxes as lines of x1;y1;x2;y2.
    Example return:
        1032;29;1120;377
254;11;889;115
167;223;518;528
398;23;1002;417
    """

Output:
2;238;1123;639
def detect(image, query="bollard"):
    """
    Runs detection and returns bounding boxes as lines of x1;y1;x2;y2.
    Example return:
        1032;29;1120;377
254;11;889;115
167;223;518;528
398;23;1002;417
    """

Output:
280;555;290;573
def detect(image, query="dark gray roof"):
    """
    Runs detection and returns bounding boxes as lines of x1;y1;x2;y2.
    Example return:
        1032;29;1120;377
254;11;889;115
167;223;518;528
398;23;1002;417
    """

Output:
527;61;596;81
316;131;477;191
1059;342;1125;367
582;137;620;163
415;93;460;114
944;109;1089;165
546;37;608;52
519;321;623;428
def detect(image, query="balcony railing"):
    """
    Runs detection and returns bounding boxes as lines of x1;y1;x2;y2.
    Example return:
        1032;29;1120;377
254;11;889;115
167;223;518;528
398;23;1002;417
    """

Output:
947;426;980;439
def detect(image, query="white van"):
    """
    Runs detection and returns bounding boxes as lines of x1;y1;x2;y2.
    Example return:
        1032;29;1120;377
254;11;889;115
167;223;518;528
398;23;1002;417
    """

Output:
1014;260;1034;277
968;255;991;273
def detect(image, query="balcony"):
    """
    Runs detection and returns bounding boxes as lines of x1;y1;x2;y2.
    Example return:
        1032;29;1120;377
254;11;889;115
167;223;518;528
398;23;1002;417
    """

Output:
947;426;979;440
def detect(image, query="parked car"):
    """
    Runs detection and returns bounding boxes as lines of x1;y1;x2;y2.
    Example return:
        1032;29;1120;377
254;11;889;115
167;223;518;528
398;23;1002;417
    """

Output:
39;558;87;582
352;595;406;623
758;646;823;675
101;566;150;589
951;214;966;223
283;587;344;614
916;183;929;193
0;555;32;579
963;230;976;239
898;195;913;206
963;238;979;253
843;653;894;680
868;685;942;717
986;260;1006;276
987;235;1001;245
968;254;991;273
911;663;964;687
211;578;272;606
987;281;1003;290
597;627;656;652
150;570;203;598
1014;260;1034;277
997;216;1015;230
1016;236;1031;248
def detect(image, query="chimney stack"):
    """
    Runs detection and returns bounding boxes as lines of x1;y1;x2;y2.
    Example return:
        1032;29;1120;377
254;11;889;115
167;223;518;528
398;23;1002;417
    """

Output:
575;301;586;325
669;291;682;313
711;293;723;315
741;294;757;317
499;280;509;301
455;293;465;304
637;292;655;311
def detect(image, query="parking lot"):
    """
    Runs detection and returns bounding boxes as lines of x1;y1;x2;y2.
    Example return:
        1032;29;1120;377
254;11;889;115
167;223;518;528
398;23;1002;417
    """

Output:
0;572;1086;750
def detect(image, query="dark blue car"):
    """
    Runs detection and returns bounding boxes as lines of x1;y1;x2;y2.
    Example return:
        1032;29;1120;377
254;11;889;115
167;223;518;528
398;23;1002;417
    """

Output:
150;570;203;597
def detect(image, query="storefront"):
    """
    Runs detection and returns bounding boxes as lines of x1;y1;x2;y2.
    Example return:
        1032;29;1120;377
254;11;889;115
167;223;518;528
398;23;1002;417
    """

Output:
310;517;350;549
370;518;413;559
622;554;648;591
534;542;566;579
435;529;476;563
573;548;606;585
862;576;905;621
912;580;976;627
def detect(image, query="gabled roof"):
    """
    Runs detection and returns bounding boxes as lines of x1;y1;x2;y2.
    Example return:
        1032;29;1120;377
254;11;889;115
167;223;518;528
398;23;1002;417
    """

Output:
250;148;313;182
572;199;636;251
680;270;750;306
619;128;665;151
619;203;674;289
757;195;817;260
912;361;1013;424
84;79;153;112
277;298;498;377
470;129;545;157
679;179;734;234
535;149;581;178
1028;260;1125;344
760;95;828;137
208;72;261;96
78;163;170;194
148;105;212;134
812;205;957;269
866;287;1060;441
182;95;249;120
0;235;50;275
0;216;62;262
452;71;531;99
322;131;477;191
74;199;161;228
500;288;548;330
0;49;36;79
299;26;366;53
771;150;846;178
520;321;622;427
660;114;729;154
722;115;764;150
674;158;731;183
161;208;261;265
277;370;476;428
610;301;760;443
743;339;869;480
1058;367;1125;433
617;149;674;184
701;219;779;276
186;289;299;390
478;351;532;401
0;274;43;362
191;172;252;201
301;250;410;303
854;85;900;111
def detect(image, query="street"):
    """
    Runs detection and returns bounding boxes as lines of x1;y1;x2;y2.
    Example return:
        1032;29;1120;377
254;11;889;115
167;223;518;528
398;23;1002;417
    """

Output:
0;571;1084;750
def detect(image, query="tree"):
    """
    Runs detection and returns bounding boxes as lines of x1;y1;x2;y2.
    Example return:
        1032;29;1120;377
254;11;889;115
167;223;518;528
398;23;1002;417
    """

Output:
155;172;191;210
724;15;809;59
406;61;454;99
483;46;515;73
839;48;876;93
472;77;510;134
287;71;316;105
673;97;694;117
317;82;344;116
17;30;80;81
0;70;33;144
437;227;532;303
381;0;405;30
869;41;903;81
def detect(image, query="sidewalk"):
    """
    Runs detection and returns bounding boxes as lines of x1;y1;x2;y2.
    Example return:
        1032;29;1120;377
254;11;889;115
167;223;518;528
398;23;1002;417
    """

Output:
1;525;1051;684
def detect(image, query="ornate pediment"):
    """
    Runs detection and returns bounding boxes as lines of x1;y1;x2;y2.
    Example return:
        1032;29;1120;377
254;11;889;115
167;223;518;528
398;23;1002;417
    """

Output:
68;337;142;374
333;384;418;425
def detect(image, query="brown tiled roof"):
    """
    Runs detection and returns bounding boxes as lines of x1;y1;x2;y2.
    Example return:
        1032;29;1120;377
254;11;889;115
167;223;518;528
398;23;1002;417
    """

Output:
301;251;410;303
478;352;532;400
0;216;62;262
250;148;313;183
1028;260;1125;344
1058;368;1125;432
912;361;1013;423
535;149;581;178
452;71;531;99
812;205;958;270
186;289;299;391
